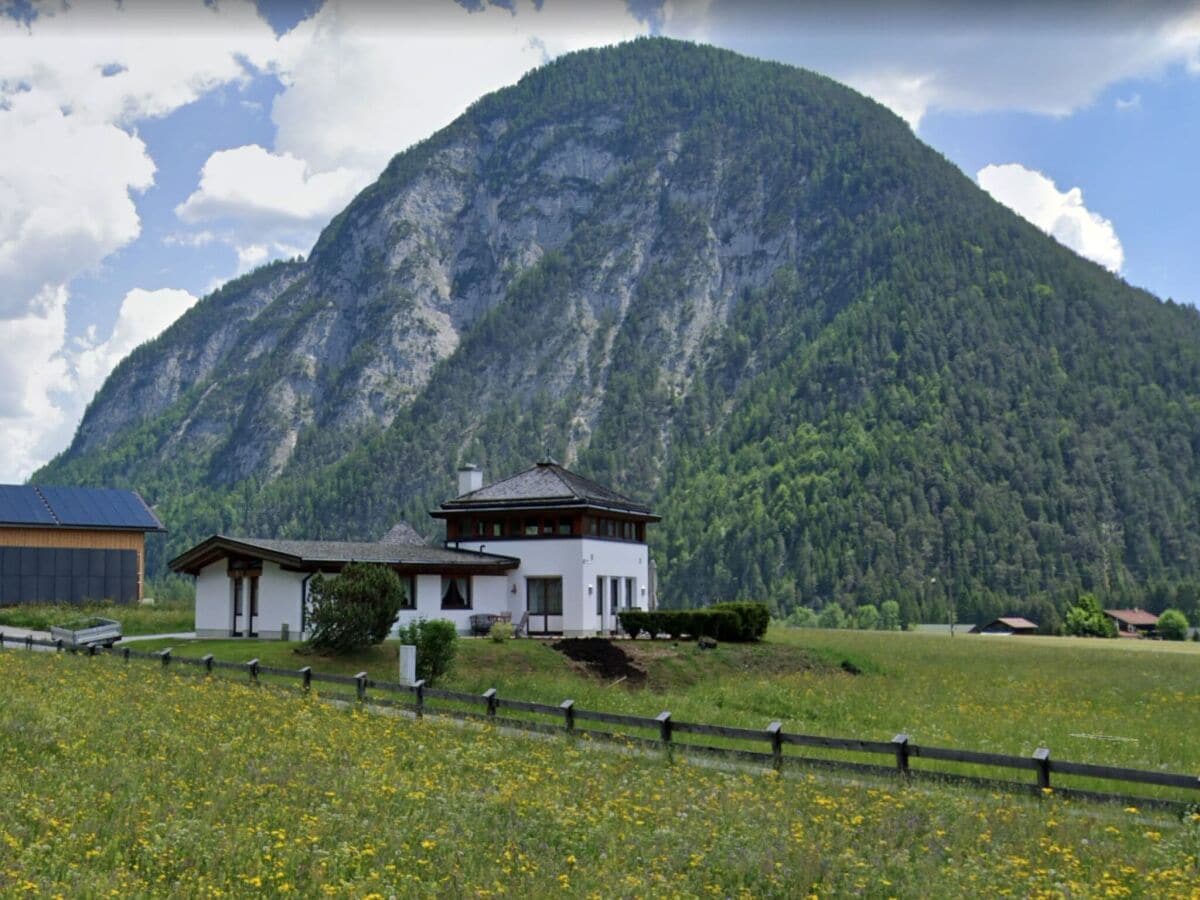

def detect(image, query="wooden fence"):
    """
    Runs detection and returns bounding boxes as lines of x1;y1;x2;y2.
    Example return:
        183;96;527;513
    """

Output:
3;632;1199;812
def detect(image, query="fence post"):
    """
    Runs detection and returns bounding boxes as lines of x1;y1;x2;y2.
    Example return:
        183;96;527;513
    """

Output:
767;721;783;772
122;646;131;663
28;635;35;651
248;658;259;684
892;733;910;776
202;653;213;673
656;711;673;762
560;699;575;733
300;666;312;692
413;679;425;718
55;638;63;653
160;648;171;669
355;671;368;703
1034;747;1051;791
483;688;497;718
0;632;5;648
87;643;96;657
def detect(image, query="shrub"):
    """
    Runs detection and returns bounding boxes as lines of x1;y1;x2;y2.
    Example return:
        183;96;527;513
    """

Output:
618;607;763;642
785;607;817;628
854;604;880;630
710;602;770;641
817;604;847;629
1157;608;1189;641
879;600;901;631
306;563;407;654
396;618;458;685
1063;593;1116;638
488;621;515;643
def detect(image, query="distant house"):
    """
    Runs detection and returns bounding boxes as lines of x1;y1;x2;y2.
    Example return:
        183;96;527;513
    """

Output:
970;617;1038;636
0;485;165;605
172;460;658;638
1104;608;1159;637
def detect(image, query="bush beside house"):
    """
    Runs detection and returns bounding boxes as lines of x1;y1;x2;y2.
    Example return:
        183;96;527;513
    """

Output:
306;563;407;654
619;602;769;642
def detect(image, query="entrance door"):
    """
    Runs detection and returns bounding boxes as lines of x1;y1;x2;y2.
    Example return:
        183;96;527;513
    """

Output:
231;577;244;637
527;577;563;635
247;576;259;638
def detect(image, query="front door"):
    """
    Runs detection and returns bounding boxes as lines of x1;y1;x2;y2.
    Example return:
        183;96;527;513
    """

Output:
231;576;244;637
527;577;563;635
247;575;259;638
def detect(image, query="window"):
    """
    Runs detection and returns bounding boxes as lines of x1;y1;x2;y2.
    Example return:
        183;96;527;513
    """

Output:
441;575;471;609
527;577;563;615
587;517;597;536
491;521;503;537
596;576;604;615
524;520;539;536
398;575;416;610
625;577;636;609
610;578;619;614
557;518;571;535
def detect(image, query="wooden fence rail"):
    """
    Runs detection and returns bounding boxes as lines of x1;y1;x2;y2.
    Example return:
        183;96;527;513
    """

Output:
3;632;1198;811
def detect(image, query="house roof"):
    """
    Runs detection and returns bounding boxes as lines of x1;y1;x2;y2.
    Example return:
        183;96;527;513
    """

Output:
169;534;520;576
379;522;428;546
972;616;1038;633
0;484;165;532
434;461;658;518
1104;608;1159;627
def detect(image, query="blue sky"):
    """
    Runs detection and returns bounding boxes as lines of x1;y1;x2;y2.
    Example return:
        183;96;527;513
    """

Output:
2;0;1199;482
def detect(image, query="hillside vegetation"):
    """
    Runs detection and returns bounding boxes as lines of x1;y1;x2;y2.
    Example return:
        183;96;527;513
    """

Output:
35;39;1200;626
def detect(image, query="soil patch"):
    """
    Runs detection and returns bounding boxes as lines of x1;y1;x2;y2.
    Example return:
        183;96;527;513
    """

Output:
552;638;646;684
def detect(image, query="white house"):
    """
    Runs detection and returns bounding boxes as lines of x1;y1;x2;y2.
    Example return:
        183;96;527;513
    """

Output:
171;460;658;638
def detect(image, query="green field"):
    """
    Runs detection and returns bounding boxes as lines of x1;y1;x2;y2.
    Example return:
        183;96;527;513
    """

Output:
0;647;1197;897
0;597;194;636
134;627;1200;774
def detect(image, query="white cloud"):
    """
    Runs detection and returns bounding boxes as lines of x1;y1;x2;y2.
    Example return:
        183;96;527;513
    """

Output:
660;2;1200;127
71;287;198;399
0;285;197;482
977;163;1124;273
178;0;648;266
1115;93;1142;111
0;0;278;480
177;144;362;225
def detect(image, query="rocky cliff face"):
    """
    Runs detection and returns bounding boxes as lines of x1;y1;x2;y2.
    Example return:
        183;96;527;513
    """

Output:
40;39;1200;621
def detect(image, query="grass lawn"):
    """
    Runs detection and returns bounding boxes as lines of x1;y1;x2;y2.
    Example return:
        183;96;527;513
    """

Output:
0;598;194;636
0;648;1197;897
133;626;1200;774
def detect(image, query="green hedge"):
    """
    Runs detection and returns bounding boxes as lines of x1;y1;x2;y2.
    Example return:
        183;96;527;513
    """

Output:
618;602;769;642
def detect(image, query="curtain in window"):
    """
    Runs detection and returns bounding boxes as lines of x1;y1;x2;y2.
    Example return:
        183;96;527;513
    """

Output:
441;576;470;608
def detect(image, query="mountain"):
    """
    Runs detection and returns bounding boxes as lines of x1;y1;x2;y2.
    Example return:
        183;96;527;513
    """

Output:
36;38;1200;626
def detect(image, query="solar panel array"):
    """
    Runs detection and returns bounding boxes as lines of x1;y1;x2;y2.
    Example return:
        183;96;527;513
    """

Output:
0;485;162;530
0;486;58;526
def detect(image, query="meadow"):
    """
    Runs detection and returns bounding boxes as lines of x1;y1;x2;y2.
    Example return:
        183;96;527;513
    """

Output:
137;627;1200;774
0;648;1197;898
0;597;193;636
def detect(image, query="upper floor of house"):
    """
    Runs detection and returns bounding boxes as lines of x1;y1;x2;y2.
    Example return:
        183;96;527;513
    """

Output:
431;460;659;545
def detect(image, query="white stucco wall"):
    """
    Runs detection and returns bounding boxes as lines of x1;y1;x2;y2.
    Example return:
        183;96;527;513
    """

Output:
194;560;306;639
453;537;649;636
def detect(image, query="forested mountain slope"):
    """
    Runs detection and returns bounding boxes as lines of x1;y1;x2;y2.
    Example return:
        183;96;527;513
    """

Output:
37;38;1200;625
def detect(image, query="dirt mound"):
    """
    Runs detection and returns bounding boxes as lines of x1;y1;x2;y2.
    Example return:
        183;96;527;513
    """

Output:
552;638;646;684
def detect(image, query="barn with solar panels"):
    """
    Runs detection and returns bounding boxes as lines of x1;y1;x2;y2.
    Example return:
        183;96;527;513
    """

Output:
0;485;165;606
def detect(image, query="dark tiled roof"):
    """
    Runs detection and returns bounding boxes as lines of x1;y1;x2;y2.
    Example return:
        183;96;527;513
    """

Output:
441;462;653;515
0;484;164;531
379;523;428;546
170;534;518;574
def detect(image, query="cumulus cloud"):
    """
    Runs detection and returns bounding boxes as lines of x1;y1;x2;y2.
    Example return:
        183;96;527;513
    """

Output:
657;1;1200;127
0;286;197;481
0;0;277;480
178;0;648;264
977;163;1124;273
